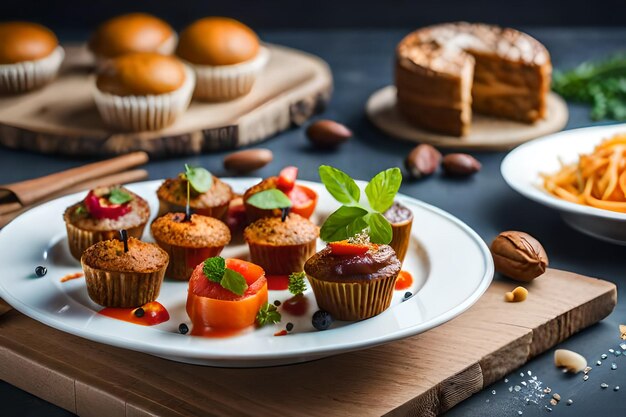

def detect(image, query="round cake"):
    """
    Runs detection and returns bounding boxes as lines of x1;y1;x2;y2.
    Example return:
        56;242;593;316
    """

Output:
395;22;552;137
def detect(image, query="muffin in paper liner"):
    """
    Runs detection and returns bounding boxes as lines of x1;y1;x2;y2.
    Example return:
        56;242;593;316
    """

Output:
153;240;225;281
306;272;398;321
189;46;269;101
248;240;316;275
93;65;195;131
0;46;64;94
65;220;146;261
389;217;413;263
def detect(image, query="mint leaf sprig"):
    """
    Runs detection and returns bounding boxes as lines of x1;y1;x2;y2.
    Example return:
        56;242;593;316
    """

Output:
288;272;307;296
108;188;133;204
182;164;213;193
246;189;292;210
202;257;248;296
319;166;401;244
256;303;281;326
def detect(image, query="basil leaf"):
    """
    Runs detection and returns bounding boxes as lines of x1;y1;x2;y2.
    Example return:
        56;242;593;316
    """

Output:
320;206;368;242
319;165;360;205
247;189;292;209
185;164;213;193
108;188;133;205
221;268;248;296
202;257;225;283
365;167;402;212
364;212;393;244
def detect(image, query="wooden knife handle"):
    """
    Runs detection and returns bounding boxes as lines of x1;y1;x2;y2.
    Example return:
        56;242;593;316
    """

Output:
0;152;149;206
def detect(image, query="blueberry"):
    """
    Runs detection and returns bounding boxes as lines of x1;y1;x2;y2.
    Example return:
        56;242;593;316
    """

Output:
403;291;413;301
178;323;189;334
286;322;294;332
312;310;333;331
134;307;145;317
35;266;47;277
273;300;281;307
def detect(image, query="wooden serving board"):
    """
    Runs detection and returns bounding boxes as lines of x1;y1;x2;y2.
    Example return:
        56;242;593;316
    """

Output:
0;269;616;416
366;86;569;151
0;44;332;158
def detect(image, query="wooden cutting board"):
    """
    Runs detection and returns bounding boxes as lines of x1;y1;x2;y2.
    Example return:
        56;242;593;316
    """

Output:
0;269;615;417
366;86;569;151
0;44;332;158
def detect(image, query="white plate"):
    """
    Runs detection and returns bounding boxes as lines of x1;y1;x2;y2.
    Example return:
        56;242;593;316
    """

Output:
0;179;493;367
502;123;626;245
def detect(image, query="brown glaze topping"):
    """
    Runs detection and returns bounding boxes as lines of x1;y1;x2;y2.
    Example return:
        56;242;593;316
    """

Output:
151;213;231;248
304;244;401;283
176;17;259;66
96;52;186;96
0;22;58;64
384;201;414;224
157;176;233;209
89;13;174;58
244;213;319;246
81;237;168;273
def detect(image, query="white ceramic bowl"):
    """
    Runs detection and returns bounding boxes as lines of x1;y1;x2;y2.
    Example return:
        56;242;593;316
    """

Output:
502;123;626;245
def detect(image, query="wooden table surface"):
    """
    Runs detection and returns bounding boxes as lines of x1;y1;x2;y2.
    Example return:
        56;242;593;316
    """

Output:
1;27;626;417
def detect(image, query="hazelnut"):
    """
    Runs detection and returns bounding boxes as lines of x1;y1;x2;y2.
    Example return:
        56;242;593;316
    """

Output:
306;120;352;148
491;231;548;282
223;148;273;174
405;144;441;179
442;153;481;176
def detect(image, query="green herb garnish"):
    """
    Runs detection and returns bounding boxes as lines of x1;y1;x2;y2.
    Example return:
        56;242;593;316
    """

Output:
553;54;626;121
319;166;400;244
256;303;282;326
108;188;133;205
75;205;87;215
247;189;292;210
202;256;248;296
183;164;213;193
288;272;307;296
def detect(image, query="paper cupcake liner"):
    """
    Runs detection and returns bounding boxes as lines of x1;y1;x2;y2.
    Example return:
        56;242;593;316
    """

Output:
389;218;413;263
307;273;398;321
154;238;224;281
190;46;269;101
82;261;166;308
65;220;147;261
0;47;64;94
248;240;316;275
157;198;229;220
93;65;195;131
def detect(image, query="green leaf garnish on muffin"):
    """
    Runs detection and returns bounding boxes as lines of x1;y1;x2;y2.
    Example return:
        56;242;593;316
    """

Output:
108;188;133;205
319;166;401;244
183;164;213;193
202;256;248;295
247;189;292;210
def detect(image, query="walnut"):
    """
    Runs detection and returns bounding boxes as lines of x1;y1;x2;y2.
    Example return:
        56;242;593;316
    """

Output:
490;231;548;282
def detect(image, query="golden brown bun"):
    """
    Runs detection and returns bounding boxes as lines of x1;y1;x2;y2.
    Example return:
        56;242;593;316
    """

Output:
96;52;186;96
89;13;174;58
0;22;58;64
176;17;259;66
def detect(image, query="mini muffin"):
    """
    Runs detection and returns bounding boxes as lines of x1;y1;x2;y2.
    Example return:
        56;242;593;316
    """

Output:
63;186;150;261
151;213;231;281
81;237;169;308
88;13;176;62
157;175;233;219
244;213;319;275
93;52;195;131
0;22;64;94
383;201;414;263
304;241;401;321
176;17;269;101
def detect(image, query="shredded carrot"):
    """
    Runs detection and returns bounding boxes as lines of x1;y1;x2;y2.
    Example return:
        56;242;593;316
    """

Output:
60;272;84;282
543;133;626;213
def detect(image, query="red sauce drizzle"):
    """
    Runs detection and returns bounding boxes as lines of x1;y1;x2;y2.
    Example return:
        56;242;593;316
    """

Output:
395;270;413;290
60;272;84;282
99;301;170;326
266;275;290;291
190;326;242;338
282;294;309;316
274;329;288;337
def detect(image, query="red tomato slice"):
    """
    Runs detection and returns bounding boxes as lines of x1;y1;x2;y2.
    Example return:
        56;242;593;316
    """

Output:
328;240;370;255
287;185;318;219
84;191;131;220
277;166;298;192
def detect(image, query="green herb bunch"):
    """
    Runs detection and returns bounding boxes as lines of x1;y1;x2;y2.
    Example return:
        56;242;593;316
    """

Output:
553;54;626;121
319;165;401;244
202;257;248;296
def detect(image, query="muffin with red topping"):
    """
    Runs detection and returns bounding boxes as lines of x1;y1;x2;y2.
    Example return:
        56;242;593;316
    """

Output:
304;237;401;321
151;212;231;280
243;166;318;222
157;165;233;220
383;201;414;263
82;237;168;308
244;213;319;275
63;186;150;260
